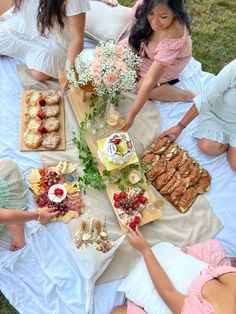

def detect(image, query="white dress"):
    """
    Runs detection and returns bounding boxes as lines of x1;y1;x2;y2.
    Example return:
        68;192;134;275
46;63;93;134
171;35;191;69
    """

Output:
193;59;236;148
0;0;90;78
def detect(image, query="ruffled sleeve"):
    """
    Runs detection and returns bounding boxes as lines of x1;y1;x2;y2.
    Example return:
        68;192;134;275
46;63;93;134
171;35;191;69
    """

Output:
66;0;90;16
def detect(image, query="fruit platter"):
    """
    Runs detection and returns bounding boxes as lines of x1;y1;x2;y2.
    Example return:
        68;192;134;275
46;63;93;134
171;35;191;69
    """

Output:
28;161;84;223
20;89;65;151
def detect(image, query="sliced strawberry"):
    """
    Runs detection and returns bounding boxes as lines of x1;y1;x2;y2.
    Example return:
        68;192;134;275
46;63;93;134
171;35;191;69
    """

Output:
114;201;120;208
119;191;127;199
37;111;45;119
134;216;141;225
39;98;46;106
113;193;120;201
54;188;64;196
112;138;121;145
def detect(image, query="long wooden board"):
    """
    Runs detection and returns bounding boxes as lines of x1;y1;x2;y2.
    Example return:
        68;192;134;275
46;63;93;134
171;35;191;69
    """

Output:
68;87;162;232
20;90;66;151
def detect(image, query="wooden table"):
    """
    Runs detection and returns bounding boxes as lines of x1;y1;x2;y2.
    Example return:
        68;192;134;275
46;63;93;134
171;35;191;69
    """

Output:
68;87;162;232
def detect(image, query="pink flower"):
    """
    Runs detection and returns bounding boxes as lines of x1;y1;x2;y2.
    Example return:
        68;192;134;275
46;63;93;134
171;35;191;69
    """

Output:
91;61;101;81
114;44;124;55
104;73;118;86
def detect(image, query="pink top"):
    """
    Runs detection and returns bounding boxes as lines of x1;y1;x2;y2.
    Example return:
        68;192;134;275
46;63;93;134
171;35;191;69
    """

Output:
127;239;234;314
138;26;192;84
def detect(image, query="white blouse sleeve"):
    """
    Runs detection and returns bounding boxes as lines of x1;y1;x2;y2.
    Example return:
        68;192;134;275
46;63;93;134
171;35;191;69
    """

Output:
66;0;90;16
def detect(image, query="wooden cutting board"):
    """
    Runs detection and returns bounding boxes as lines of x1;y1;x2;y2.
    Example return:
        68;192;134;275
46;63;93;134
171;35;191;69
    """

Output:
20;90;66;151
68;87;162;233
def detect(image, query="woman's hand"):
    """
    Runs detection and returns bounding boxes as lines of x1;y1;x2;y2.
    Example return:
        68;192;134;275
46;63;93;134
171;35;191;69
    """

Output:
161;124;184;141
38;207;58;224
127;226;150;254
120;112;135;131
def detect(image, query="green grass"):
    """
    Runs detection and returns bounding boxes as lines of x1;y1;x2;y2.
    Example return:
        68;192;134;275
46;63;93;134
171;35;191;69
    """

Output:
0;0;235;312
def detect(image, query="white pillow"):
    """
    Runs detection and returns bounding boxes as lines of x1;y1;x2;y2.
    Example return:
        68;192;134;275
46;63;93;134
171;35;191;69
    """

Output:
118;242;207;314
85;1;132;44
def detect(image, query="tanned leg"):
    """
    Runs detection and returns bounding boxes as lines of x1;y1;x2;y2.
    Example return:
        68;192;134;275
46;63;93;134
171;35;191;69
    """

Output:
149;84;196;102
110;305;127;314
198;139;229;156
227;146;236;171
30;70;51;81
7;224;25;251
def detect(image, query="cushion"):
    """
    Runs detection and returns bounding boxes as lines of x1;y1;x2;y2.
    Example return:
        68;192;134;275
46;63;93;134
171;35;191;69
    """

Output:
85;1;132;44
118;242;207;314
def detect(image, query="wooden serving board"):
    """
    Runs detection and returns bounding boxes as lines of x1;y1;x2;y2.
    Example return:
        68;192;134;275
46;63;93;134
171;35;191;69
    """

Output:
68;87;162;233
20;90;66;151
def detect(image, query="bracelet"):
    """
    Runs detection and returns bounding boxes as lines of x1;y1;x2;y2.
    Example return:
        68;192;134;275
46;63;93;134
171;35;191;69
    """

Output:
37;210;41;222
178;121;186;129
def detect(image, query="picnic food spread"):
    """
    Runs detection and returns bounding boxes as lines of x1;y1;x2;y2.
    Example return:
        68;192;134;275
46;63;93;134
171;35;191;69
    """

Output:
141;136;211;213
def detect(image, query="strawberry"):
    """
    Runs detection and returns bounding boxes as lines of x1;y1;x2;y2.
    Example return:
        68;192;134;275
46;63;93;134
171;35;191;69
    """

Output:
132;203;139;210
129;221;136;230
54;188;64;196
39;98;46;106
114;201;120;208
37;111;45;119
38;126;47;133
134;216;141;225
112;138;121;145
140;196;148;204
119;191;127;199
113;193;120;201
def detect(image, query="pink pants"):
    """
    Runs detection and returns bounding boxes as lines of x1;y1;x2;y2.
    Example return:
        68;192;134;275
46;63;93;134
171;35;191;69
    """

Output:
127;239;233;314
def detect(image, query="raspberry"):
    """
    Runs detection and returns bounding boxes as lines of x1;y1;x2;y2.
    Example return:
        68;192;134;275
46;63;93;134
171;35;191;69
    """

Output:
113;193;120;201
134;216;141;225
39;98;46;106
114;201;120;208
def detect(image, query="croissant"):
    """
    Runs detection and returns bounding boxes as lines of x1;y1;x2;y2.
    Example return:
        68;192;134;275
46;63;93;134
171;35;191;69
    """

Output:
185;163;202;186
153;169;175;190
169;181;188;205
194;169;211;193
159;172;181;195
147;136;173;154
166;150;188;170
140;153;160;167
162;143;180;160
178;187;197;213
177;157;195;177
146;159;167;181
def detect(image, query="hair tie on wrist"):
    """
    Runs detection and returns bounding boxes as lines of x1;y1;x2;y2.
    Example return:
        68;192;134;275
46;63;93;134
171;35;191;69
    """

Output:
178;122;186;129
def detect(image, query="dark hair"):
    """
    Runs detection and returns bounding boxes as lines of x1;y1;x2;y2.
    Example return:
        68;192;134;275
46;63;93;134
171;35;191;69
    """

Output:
129;0;191;52
13;0;67;37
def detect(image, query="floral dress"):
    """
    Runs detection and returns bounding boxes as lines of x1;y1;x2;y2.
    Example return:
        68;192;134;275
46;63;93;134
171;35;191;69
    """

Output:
0;0;90;78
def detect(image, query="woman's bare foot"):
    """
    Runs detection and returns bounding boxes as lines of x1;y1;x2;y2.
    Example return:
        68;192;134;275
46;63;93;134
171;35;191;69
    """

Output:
7;224;25;251
183;89;197;102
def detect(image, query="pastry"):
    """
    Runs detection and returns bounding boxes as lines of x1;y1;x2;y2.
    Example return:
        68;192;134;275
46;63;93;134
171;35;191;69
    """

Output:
166;150;188;170
43;117;60;132
140;153;160;167
169;182;188;206
162;143;180;160
153;169;175;190
147;136;172;154
103;133;134;164
26;117;42;131
177;157;195;177
185;163;202;186
24;130;42;149
41;132;61;149
26;104;41;118
159;172;181;195
25;90;43;105
146;159;167;180
43;104;60;117
178;187;197;213
194;169;211;193
43;90;60;105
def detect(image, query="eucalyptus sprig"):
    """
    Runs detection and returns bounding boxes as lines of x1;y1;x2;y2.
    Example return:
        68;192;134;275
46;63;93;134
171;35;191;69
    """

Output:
72;132;106;193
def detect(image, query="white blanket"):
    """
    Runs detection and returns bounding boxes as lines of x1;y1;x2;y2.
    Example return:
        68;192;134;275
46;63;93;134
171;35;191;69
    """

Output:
0;56;235;314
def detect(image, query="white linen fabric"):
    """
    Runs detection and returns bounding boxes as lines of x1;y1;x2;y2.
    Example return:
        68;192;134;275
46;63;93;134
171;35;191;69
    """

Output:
0;56;236;314
118;242;208;314
0;0;90;79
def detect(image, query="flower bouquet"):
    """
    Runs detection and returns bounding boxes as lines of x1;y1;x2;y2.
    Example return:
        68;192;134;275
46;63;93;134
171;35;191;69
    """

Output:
72;218;125;314
66;42;141;137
